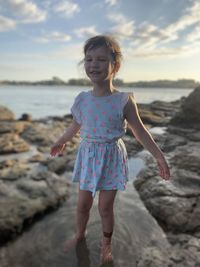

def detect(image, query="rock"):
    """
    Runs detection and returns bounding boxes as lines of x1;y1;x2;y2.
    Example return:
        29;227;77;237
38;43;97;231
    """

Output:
0;106;15;121
161;133;187;152
167;233;200;267
138;100;181;126
28;154;45;163
0;162;30;181
21;120;70;148
19;113;32;121
0;121;26;134
45;154;75;174
0;133;30;154
170;87;200;129
0;163;70;243
135;158;200;233
171;142;200;174
137;246;171;267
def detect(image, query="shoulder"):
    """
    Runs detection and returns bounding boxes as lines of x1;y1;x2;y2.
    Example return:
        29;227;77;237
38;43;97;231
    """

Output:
123;92;138;117
74;91;88;102
120;91;135;107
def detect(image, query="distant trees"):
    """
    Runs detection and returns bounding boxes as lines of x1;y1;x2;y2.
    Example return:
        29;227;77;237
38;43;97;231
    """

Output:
68;78;91;86
0;77;199;88
126;79;200;88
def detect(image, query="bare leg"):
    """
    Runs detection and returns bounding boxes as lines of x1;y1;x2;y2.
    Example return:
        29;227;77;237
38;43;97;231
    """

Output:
76;188;93;238
63;188;93;252
98;190;117;263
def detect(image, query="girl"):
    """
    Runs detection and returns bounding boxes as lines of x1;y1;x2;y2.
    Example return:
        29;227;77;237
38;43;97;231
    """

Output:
50;35;170;264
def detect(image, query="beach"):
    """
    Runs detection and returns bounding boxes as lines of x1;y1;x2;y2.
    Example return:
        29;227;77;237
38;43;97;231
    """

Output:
0;87;199;266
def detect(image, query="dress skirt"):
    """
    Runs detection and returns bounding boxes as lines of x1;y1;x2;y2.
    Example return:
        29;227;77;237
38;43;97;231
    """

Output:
72;138;129;197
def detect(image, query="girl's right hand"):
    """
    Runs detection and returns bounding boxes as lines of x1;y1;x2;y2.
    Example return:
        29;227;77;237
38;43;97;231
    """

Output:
50;142;66;157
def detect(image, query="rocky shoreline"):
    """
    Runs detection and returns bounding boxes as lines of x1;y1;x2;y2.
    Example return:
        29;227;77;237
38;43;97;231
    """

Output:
0;87;199;266
134;87;200;266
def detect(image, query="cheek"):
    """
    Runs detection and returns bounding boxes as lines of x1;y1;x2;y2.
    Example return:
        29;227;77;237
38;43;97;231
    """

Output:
84;63;89;73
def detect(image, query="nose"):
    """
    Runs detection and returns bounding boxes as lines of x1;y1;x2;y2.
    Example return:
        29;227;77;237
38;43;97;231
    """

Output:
90;60;99;68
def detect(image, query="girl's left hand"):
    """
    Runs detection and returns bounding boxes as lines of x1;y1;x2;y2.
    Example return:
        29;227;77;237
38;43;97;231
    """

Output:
156;157;171;180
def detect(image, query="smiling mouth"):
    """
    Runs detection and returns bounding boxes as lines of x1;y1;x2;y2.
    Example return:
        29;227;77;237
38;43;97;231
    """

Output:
90;71;101;74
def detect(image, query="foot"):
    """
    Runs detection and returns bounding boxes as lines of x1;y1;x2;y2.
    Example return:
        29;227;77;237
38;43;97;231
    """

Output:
63;234;86;252
100;239;113;264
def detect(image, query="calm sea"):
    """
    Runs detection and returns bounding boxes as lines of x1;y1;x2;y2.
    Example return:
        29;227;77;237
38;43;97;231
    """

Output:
0;85;193;119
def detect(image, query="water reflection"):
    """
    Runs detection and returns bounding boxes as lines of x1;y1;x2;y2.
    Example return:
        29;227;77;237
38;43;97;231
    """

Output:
76;238;91;267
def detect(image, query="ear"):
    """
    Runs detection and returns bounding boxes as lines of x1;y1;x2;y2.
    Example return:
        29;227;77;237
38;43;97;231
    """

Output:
113;62;120;74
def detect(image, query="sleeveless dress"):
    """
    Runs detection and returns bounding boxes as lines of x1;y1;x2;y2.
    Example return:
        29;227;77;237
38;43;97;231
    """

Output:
70;90;133;197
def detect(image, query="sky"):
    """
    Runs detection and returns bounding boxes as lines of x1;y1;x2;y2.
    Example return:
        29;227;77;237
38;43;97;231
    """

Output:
0;0;200;82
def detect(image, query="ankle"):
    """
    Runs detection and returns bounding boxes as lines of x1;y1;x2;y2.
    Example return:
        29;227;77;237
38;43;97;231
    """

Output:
75;231;87;241
102;237;112;245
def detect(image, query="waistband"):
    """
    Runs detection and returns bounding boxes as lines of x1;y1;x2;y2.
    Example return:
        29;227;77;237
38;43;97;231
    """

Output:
81;137;121;144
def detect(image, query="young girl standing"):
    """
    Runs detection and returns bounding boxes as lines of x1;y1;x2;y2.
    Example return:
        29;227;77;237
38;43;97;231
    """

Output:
50;35;170;264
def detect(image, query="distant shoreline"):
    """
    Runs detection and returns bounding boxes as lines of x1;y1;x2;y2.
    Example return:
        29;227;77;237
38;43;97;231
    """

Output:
0;78;199;89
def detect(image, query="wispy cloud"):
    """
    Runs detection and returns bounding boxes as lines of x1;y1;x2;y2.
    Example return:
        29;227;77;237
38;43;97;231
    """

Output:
54;1;80;18
187;23;200;41
125;1;200;58
128;41;200;60
74;26;99;38
34;31;71;43
0;15;16;31
165;1;200;34
107;12;135;38
105;0;118;6
4;0;46;23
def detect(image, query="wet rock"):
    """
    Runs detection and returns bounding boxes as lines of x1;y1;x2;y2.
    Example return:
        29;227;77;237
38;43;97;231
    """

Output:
0;133;30;154
0;164;70;243
0;106;15;121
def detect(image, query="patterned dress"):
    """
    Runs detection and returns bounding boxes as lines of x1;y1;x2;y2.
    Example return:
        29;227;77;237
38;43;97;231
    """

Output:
70;90;133;197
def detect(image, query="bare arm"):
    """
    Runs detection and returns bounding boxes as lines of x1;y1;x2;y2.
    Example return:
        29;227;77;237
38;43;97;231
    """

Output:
50;119;80;156
56;119;80;144
124;95;170;180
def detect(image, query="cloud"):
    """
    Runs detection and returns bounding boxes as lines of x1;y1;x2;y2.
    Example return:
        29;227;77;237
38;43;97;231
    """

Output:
54;1;80;18
34;31;71;43
107;12;135;38
187;23;200;42
74;26;99;38
126;42;200;59
131;22;178;49
124;1;200;58
0;15;16;31
105;0;118;6
165;1;200;34
4;0;46;23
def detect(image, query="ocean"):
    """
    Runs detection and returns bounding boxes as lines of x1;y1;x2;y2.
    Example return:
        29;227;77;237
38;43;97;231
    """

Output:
0;85;193;119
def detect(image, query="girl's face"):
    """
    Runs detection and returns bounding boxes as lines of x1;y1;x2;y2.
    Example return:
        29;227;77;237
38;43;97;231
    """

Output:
84;46;116;83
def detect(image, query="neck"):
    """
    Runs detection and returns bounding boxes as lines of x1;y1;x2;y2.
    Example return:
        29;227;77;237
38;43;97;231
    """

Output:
92;79;115;96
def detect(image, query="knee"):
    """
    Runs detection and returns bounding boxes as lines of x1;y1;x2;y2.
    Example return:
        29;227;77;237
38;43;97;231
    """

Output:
77;202;92;214
98;203;113;218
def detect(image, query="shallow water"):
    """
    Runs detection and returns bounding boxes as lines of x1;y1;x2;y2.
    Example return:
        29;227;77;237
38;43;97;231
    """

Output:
0;150;170;267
